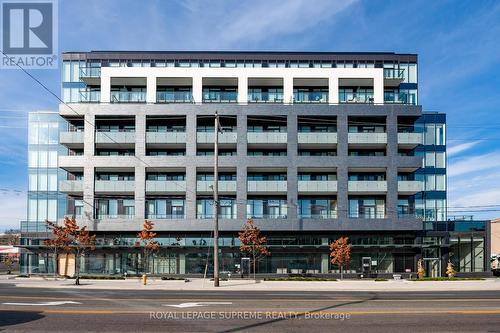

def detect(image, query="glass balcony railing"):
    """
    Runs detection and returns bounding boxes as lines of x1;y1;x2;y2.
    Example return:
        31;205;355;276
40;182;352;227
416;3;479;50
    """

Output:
197;213;237;219
298;212;338;219
110;91;146;103
294;91;328;103
339;92;374;104
145;214;186;219
203;91;237;103
80;67;101;78
95;214;135;220
383;68;405;79
248;92;284;103
156;91;192;103
79;90;100;103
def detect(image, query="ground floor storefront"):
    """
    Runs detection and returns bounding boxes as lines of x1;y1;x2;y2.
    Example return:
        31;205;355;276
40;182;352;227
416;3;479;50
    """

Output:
19;228;490;277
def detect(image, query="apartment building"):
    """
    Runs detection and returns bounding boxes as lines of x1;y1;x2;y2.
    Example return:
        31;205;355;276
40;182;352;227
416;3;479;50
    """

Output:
18;51;487;277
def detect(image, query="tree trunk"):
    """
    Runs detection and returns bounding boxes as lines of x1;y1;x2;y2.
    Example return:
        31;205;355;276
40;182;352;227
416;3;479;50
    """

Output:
253;248;256;281
75;251;80;286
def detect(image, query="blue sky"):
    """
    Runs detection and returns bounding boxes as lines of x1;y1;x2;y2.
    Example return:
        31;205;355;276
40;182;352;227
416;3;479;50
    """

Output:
0;0;500;230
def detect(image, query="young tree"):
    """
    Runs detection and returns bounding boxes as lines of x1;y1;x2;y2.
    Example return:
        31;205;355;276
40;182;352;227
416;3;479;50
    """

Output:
135;220;160;276
329;237;352;280
446;260;456;279
58;217;96;285
44;220;71;277
417;258;425;279
238;219;270;280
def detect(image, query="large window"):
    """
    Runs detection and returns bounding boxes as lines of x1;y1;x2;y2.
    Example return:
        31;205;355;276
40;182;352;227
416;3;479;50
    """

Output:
298;198;337;219
349;197;386;219
197;198;236;219
146;198;185;219
95;199;135;219
247;198;287;219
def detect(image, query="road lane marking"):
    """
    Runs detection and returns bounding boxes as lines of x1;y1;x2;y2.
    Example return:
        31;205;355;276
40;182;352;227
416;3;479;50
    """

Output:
2;301;82;306
165;302;233;308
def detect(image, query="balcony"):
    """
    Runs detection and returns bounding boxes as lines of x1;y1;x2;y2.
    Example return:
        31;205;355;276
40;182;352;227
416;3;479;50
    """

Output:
79;67;101;85
157;91;192;103
397;132;423;148
79;90;100;103
398;181;423;195
248;91;284;103
95;131;135;147
203;91;237;103
247;180;287;194
339;91;374;104
298;133;337;146
110;91;146;103
298;180;337;194
197;131;237;144
197;180;237;194
145;180;186;194
59;180;83;194
146;132;186;145
383;68;404;87
247;132;287;145
348;133;387;146
294;91;328;103
60;131;84;148
348;181;387;193
94;180;135;193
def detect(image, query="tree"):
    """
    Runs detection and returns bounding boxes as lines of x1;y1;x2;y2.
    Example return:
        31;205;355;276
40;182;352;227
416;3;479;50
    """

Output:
329;237;352;279
44;220;71;277
446;260;456;279
57;217;96;285
238;219;270;280
135;220;160;275
417;259;425;279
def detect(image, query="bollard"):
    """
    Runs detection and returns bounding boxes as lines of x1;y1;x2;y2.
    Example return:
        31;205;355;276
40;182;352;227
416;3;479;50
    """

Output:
142;274;147;285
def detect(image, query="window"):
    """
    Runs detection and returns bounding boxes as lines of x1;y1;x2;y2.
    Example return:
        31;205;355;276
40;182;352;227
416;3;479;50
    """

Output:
297;198;337;218
146;198;185;219
197;198;236;219
247;198;287;219
349;198;385;219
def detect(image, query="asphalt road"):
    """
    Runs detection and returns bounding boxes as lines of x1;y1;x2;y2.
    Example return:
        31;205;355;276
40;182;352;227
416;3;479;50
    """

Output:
1;284;500;332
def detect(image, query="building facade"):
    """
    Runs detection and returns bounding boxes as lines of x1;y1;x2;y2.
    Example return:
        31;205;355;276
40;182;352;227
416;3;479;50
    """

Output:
19;51;488;277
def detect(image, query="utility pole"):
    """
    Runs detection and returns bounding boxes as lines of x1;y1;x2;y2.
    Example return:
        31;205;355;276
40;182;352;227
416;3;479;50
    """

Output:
213;111;220;287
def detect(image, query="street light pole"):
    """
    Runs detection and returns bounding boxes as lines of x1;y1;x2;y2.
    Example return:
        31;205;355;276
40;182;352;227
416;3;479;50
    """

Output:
213;111;220;287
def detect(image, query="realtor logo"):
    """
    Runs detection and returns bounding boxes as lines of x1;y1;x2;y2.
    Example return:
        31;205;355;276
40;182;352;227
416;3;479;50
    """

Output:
1;0;58;69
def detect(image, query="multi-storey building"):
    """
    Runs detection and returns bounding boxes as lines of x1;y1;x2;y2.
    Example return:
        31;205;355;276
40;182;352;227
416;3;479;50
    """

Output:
19;51;488;277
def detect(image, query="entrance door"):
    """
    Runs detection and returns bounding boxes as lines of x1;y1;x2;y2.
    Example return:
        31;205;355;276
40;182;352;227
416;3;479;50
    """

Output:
423;258;440;277
241;257;250;277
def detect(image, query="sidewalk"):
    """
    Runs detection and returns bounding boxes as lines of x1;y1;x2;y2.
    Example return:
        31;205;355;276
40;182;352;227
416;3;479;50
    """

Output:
1;276;500;291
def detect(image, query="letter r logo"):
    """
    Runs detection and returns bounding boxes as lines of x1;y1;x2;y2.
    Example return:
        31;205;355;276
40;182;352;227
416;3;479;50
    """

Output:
2;1;53;54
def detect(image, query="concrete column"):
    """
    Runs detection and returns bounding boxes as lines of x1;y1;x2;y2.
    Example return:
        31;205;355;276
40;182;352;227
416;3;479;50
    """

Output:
287;114;298;220
236;166;247;221
146;76;157;104
100;75;110;103
373;70;384;104
237;112;248;221
185;112;197;157
283;76;294;104
134;166;146;221
336;112;349;219
386;111;398;219
82;165;95;228
192;76;203;104
185;165;197;220
237;76;248;104
328;76;339;104
135;113;146;157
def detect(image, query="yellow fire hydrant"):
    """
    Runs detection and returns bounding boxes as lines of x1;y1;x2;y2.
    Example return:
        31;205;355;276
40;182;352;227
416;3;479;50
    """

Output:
142;274;147;285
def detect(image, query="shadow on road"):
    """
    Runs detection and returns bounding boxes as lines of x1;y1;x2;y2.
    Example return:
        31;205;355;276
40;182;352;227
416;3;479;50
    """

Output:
0;311;45;330
218;295;376;333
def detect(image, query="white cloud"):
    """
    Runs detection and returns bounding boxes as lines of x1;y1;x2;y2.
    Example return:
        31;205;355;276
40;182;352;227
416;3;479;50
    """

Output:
447;140;481;157
447;151;500;177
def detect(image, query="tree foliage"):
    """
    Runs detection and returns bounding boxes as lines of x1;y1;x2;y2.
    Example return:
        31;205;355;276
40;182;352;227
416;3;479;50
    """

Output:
238;219;270;279
135;220;160;274
329;237;352;279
